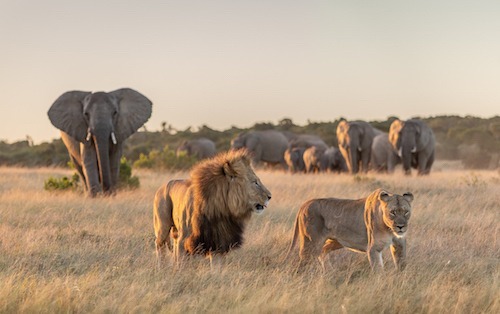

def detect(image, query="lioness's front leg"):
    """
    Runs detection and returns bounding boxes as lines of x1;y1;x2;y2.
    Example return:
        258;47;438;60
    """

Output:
390;237;406;270
368;247;384;271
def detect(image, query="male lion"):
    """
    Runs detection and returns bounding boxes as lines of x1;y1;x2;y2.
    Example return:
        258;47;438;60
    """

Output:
153;149;272;266
287;188;413;271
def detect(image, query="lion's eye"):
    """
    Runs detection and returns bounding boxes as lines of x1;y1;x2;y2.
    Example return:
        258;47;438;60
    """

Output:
254;181;259;186
404;211;410;216
390;211;396;216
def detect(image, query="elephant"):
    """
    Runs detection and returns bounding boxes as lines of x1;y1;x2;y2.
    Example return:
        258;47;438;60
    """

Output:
48;88;152;196
176;138;216;160
389;119;435;175
336;120;382;174
284;146;306;173
287;134;328;150
320;146;348;173
303;145;326;173
370;133;401;173
231;130;289;169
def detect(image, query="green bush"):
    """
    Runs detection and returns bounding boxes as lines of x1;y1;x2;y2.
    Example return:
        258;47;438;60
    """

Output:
118;157;140;189
133;145;197;170
44;173;80;191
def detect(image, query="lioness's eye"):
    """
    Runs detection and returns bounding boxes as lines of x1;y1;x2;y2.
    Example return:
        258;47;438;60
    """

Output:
390;211;396;216
254;181;259;186
404;211;410;216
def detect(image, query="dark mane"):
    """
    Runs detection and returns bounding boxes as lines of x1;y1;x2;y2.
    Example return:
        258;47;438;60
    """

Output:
185;213;250;255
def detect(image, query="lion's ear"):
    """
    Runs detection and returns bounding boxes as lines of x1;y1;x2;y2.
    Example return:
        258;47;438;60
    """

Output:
223;161;237;178
379;191;391;202
403;192;414;203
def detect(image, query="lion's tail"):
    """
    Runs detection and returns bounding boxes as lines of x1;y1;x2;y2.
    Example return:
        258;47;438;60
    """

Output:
153;182;175;253
284;208;301;261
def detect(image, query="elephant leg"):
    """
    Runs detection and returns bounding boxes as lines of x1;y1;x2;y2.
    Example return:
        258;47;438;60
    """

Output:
70;154;87;191
417;152;430;175
81;142;101;196
109;144;123;190
361;151;371;173
425;150;435;174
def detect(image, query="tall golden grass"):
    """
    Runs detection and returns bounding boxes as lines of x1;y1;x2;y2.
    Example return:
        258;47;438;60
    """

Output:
0;164;498;313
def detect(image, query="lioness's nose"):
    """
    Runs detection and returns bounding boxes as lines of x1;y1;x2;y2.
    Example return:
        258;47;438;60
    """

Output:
267;195;272;200
396;224;405;229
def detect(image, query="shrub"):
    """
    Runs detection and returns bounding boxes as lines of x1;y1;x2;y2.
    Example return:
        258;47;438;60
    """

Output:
44;173;80;191
118;157;140;189
133;145;197;170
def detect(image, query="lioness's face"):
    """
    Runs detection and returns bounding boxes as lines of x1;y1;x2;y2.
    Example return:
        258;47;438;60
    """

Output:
380;192;414;237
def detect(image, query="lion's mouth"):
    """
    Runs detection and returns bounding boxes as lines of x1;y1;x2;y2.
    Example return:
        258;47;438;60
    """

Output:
253;200;269;214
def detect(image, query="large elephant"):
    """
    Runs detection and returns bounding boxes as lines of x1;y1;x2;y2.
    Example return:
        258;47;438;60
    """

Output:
370;133;401;173
389;119;435;175
176;138;216;160
231;130;289;169
284;146;306;173
48;88;152;196
336;120;382;174
303;145;326;173
320;146;348;173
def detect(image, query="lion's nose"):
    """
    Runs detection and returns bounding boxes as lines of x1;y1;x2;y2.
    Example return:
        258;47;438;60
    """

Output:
396;224;405;230
267;195;272;200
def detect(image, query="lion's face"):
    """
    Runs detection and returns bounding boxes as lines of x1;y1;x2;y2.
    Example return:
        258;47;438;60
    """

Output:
244;169;272;214
225;157;271;217
379;191;414;237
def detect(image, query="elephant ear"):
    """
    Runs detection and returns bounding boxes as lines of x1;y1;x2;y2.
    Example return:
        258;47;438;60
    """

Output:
110;88;152;141
48;91;91;142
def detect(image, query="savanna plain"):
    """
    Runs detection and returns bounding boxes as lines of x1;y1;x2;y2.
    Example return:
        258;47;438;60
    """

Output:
0;163;498;313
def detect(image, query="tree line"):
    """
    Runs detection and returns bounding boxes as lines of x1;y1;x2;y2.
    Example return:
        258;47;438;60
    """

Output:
1;115;499;170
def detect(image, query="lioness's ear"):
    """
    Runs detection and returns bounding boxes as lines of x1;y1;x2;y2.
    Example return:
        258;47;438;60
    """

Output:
403;192;414;203
379;191;391;202
223;161;237;178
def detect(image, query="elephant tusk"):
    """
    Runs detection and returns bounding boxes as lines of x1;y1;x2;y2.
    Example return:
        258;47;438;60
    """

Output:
86;130;92;142
111;132;117;145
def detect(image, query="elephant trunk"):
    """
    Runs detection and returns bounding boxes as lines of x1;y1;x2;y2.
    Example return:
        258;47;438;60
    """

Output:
94;134;113;194
401;144;413;175
349;149;359;174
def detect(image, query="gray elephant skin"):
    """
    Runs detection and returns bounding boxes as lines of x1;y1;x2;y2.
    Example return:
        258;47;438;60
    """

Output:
176;138;216;160
370;133;401;173
303;146;326;173
231;130;289;168
284;146;306;173
321;146;348;173
287;134;328;150
336;120;382;174
389;119;435;175
48;88;152;196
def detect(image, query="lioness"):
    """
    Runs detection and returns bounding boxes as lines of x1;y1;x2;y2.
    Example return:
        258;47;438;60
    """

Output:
288;188;413;271
154;149;272;267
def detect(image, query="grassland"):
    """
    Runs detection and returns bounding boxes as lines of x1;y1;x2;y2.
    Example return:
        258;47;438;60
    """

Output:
0;164;498;313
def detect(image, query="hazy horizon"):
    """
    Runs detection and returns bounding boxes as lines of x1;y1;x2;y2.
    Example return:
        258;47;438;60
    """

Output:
1;0;499;144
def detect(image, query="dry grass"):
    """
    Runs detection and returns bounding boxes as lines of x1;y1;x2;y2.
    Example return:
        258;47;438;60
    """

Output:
0;164;498;313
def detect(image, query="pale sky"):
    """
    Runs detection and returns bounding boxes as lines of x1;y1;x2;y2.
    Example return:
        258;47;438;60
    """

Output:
1;0;499;143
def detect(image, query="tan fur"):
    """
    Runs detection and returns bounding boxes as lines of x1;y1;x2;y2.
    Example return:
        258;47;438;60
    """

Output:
287;188;413;271
154;149;271;267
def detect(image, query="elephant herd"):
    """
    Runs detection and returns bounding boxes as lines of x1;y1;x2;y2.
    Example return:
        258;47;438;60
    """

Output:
228;122;435;176
48;87;436;197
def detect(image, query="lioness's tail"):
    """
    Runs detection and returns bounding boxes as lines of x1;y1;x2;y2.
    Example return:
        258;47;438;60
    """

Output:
284;208;301;260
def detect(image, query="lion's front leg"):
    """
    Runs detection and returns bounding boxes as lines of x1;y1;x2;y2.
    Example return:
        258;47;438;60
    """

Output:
390;237;406;271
